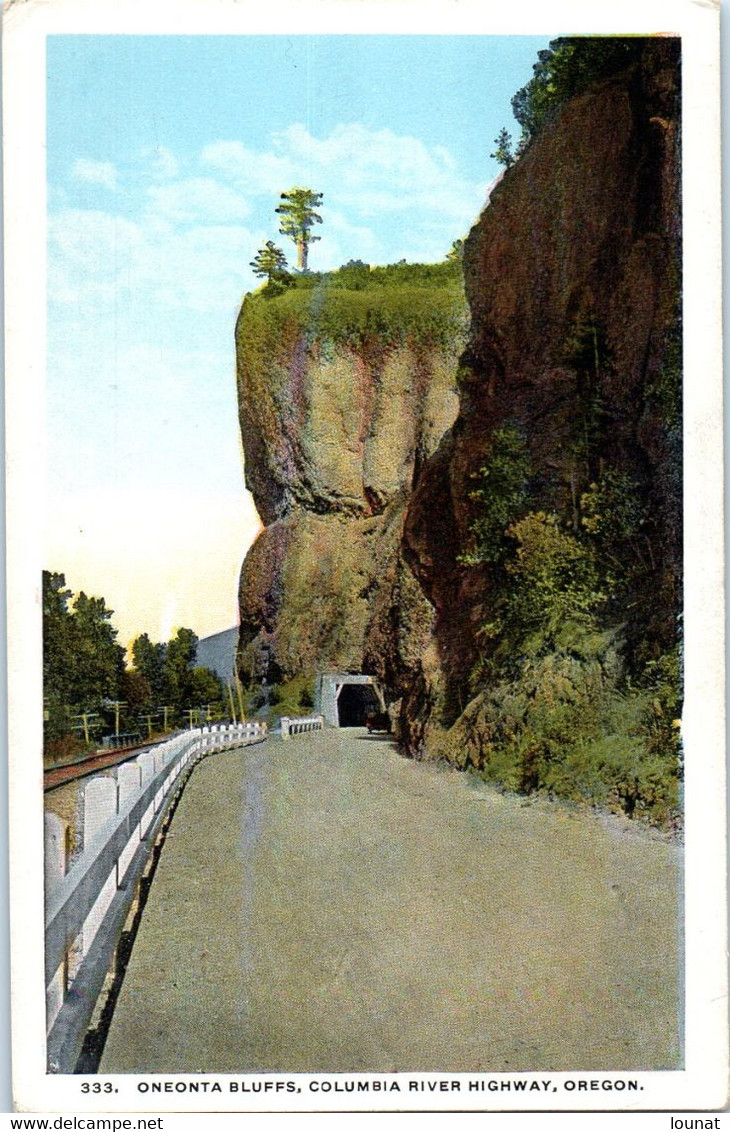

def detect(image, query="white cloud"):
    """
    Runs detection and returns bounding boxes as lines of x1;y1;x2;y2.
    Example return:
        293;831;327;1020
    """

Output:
146;178;252;225
48;205;258;315
200;140;295;196
45;486;262;645
47;208;143;307
313;209;380;269
72;158;118;190
277;123;482;220
50;122;483;330
202;123;484;239
46;123;486;642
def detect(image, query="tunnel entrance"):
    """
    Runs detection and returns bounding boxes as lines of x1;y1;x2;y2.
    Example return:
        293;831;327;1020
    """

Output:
336;683;381;727
316;672;386;727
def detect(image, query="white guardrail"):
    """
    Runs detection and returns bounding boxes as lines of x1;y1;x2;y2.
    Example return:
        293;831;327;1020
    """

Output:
44;721;266;1072
279;714;324;739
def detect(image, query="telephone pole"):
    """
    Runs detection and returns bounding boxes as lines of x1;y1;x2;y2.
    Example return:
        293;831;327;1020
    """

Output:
107;701;127;740
72;711;99;746
158;705;173;733
234;671;246;722
227;682;237;723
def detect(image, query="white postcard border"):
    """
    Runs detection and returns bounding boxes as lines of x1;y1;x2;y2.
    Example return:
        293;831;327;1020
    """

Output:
4;0;726;1114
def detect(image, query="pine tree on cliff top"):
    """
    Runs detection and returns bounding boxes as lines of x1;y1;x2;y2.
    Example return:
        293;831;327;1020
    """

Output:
250;240;289;283
276;187;323;272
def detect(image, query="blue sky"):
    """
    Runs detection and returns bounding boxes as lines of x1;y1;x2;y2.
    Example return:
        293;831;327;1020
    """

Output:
46;35;552;645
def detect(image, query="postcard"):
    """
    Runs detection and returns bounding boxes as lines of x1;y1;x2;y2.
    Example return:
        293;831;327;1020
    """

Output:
3;0;726;1117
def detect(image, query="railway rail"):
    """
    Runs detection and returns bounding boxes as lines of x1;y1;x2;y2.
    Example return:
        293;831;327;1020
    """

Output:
43;736;181;792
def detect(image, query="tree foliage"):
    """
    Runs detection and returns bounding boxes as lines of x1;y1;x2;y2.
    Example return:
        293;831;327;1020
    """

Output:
131;632;169;702
43;571;125;745
190;665;225;707
275;187;323;272
459;426;531;566
162;627;198;710
490;128;515;168
446;239;465;263
70;592;126;706
457;366;680;825
43;569;230;756
250;240;290;284
511;37;645;152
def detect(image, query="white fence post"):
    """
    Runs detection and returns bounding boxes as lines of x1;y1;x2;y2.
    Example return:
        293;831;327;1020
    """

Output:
44;813;68;1033
279;714;322;738
137;751;155;837
82;777;118;959
153;750;167;812
117;762;142;885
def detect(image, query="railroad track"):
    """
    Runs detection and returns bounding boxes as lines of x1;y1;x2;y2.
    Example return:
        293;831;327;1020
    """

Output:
43;739;172;792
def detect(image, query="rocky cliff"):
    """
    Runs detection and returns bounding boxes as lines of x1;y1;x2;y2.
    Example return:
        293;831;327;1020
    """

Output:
235;39;681;821
401;39;681;797
235;265;468;707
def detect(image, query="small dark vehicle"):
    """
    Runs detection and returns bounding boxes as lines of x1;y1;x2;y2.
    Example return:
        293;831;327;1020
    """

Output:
365;711;391;734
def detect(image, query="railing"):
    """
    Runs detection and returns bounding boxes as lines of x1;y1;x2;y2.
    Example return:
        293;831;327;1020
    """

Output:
280;714;324;739
44;721;266;1072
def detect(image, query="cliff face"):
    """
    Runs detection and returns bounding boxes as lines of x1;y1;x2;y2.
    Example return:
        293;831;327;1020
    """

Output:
235;41;681;814
401;40;681;751
235;271;467;699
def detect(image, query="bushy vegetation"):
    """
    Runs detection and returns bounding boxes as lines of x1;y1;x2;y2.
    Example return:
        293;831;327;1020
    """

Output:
293;259;463;292
510;37;646;153
451;279;682;827
447;642;679;827
43;570;227;761
246;674;316;725
450;407;682;826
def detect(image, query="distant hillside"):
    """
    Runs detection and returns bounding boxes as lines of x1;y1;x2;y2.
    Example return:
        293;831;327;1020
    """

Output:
197;627;238;681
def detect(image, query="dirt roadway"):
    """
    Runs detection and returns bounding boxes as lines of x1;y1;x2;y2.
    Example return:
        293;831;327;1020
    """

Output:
100;729;682;1073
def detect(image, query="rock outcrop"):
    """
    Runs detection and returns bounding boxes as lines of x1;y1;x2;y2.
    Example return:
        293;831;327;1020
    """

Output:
401;39;681;750
235;269;468;701
235;40;681;783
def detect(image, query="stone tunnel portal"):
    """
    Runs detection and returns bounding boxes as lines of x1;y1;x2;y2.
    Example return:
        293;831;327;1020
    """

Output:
317;672;385;728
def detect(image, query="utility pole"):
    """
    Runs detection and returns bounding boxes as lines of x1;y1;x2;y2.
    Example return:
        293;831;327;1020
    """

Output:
185;709;198;729
159;705;173;733
234;672;246;722
72;711;99;746
145;714;154;739
107;701;127;740
227;682;237;724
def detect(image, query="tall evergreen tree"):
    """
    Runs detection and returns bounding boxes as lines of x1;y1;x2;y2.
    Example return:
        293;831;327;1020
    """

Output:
69;592;125;707
275;187;323;272
131;632;169;702
165;627;199;712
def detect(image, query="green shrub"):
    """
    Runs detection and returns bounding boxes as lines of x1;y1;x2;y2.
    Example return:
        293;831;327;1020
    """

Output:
459;425;531;566
463;650;679;826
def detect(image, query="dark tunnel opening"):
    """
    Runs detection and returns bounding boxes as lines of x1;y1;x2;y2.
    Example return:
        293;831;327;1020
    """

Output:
337;684;380;727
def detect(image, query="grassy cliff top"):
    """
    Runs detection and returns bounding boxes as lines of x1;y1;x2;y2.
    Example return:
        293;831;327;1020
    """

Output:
237;259;468;354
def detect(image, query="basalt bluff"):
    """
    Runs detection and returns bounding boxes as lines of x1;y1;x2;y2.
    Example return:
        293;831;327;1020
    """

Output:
234;263;468;709
235;39;681;823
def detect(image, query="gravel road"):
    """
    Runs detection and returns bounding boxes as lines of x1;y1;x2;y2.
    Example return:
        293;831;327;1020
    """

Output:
100;728;682;1073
